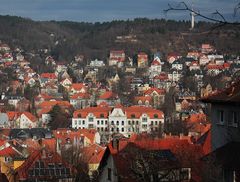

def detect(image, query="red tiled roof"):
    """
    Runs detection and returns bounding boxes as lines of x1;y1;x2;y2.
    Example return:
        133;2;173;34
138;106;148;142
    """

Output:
16;149;74;180
99;91;117;100
134;96;152;103
39;101;71;108
53;128;98;144
40;73;57;79
82;144;105;164
71;83;86;91
144;87;166;95
73;106;111;118
6;111;20;121
71;93;90;99
22;112;37;122
125;106;164;119
0;146;17;157
206;64;224;70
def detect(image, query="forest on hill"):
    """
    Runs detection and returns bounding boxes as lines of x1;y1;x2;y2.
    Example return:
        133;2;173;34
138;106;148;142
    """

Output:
0;15;239;61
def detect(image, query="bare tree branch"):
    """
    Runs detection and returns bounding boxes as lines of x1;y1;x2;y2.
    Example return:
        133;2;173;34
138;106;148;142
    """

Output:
164;1;240;27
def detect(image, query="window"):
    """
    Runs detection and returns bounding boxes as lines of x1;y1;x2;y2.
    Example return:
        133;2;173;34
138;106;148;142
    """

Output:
100;113;104;118
122;121;124;125
78;120;81;125
108;168;112;181
228;111;238;127
131;114;135;118
121;128;124;132
97;120;100;125
128;120;131;125
142;117;147;122
116;128;119;132
89;117;94;122
116;121;119;125
101;120;104;125
155;121;158;125
105;120;107;125
154;114;158;118
111;121;114;125
218;110;224;124
83;120;85;125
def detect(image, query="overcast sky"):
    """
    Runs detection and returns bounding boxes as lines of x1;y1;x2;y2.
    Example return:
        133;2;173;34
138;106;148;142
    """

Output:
0;0;239;22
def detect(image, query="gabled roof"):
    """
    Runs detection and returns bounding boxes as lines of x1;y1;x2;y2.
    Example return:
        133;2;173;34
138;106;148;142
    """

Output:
16;149;74;180
144;87;166;95
39;101;71;108
82;144;106;164
21;112;37;122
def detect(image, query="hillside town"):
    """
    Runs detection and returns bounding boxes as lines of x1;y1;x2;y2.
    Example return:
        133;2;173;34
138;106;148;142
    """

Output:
0;41;239;182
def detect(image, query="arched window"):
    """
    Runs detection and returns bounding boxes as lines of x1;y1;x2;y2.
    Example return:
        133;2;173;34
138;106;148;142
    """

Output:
154;114;158;118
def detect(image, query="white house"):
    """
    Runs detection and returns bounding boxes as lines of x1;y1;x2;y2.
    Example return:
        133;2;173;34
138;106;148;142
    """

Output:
172;60;183;70
19;112;38;128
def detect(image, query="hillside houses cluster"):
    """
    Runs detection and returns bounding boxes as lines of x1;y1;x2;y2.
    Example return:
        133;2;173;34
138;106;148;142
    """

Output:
0;40;239;181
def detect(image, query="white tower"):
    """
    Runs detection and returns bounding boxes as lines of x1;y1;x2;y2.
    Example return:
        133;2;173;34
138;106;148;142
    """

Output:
191;11;195;29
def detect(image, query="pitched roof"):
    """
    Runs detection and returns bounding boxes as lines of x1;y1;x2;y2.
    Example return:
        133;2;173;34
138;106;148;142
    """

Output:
71;83;86;91
21;112;37;122
99;91;118;100
82;144;106;164
144;87;166;95
39;101;71;108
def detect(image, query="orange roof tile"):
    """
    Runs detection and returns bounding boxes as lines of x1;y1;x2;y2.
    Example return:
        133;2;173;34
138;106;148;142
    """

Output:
71;93;90;99
144;87;166;95
71;83;86;91
99;91;117;100
40;73;57;79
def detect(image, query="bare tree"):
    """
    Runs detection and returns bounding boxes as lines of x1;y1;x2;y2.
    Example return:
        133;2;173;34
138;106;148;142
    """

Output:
164;2;240;30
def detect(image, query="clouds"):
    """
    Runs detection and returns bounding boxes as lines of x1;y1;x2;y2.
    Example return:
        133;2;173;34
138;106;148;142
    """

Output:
0;0;237;22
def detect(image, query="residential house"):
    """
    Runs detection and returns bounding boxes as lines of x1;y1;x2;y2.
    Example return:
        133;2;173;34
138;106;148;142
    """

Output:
18;112;38;129
149;56;162;78
189;61;200;71
89;59;105;67
144;87;166;108
168;70;182;82
199;55;210;65
70;83;88;95
97;91;120;106
14;148;75;182
109;50;125;67
167;52;181;64
137;52;148;68
171;60;183;71
201;44;214;54
70;92;90;109
98;136;203;182
60;78;72;89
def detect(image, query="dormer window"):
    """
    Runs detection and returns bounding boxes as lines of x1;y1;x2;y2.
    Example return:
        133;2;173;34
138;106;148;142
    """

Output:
131;114;135;118
100;113;104;118
154;114;158;118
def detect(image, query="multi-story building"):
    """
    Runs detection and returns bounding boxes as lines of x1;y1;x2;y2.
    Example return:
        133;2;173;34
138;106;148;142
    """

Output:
109;50;125;67
137;52;148;68
72;106;164;137
201;81;240;182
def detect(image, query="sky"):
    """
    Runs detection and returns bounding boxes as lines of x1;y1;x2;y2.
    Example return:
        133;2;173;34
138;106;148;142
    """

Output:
0;0;239;22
